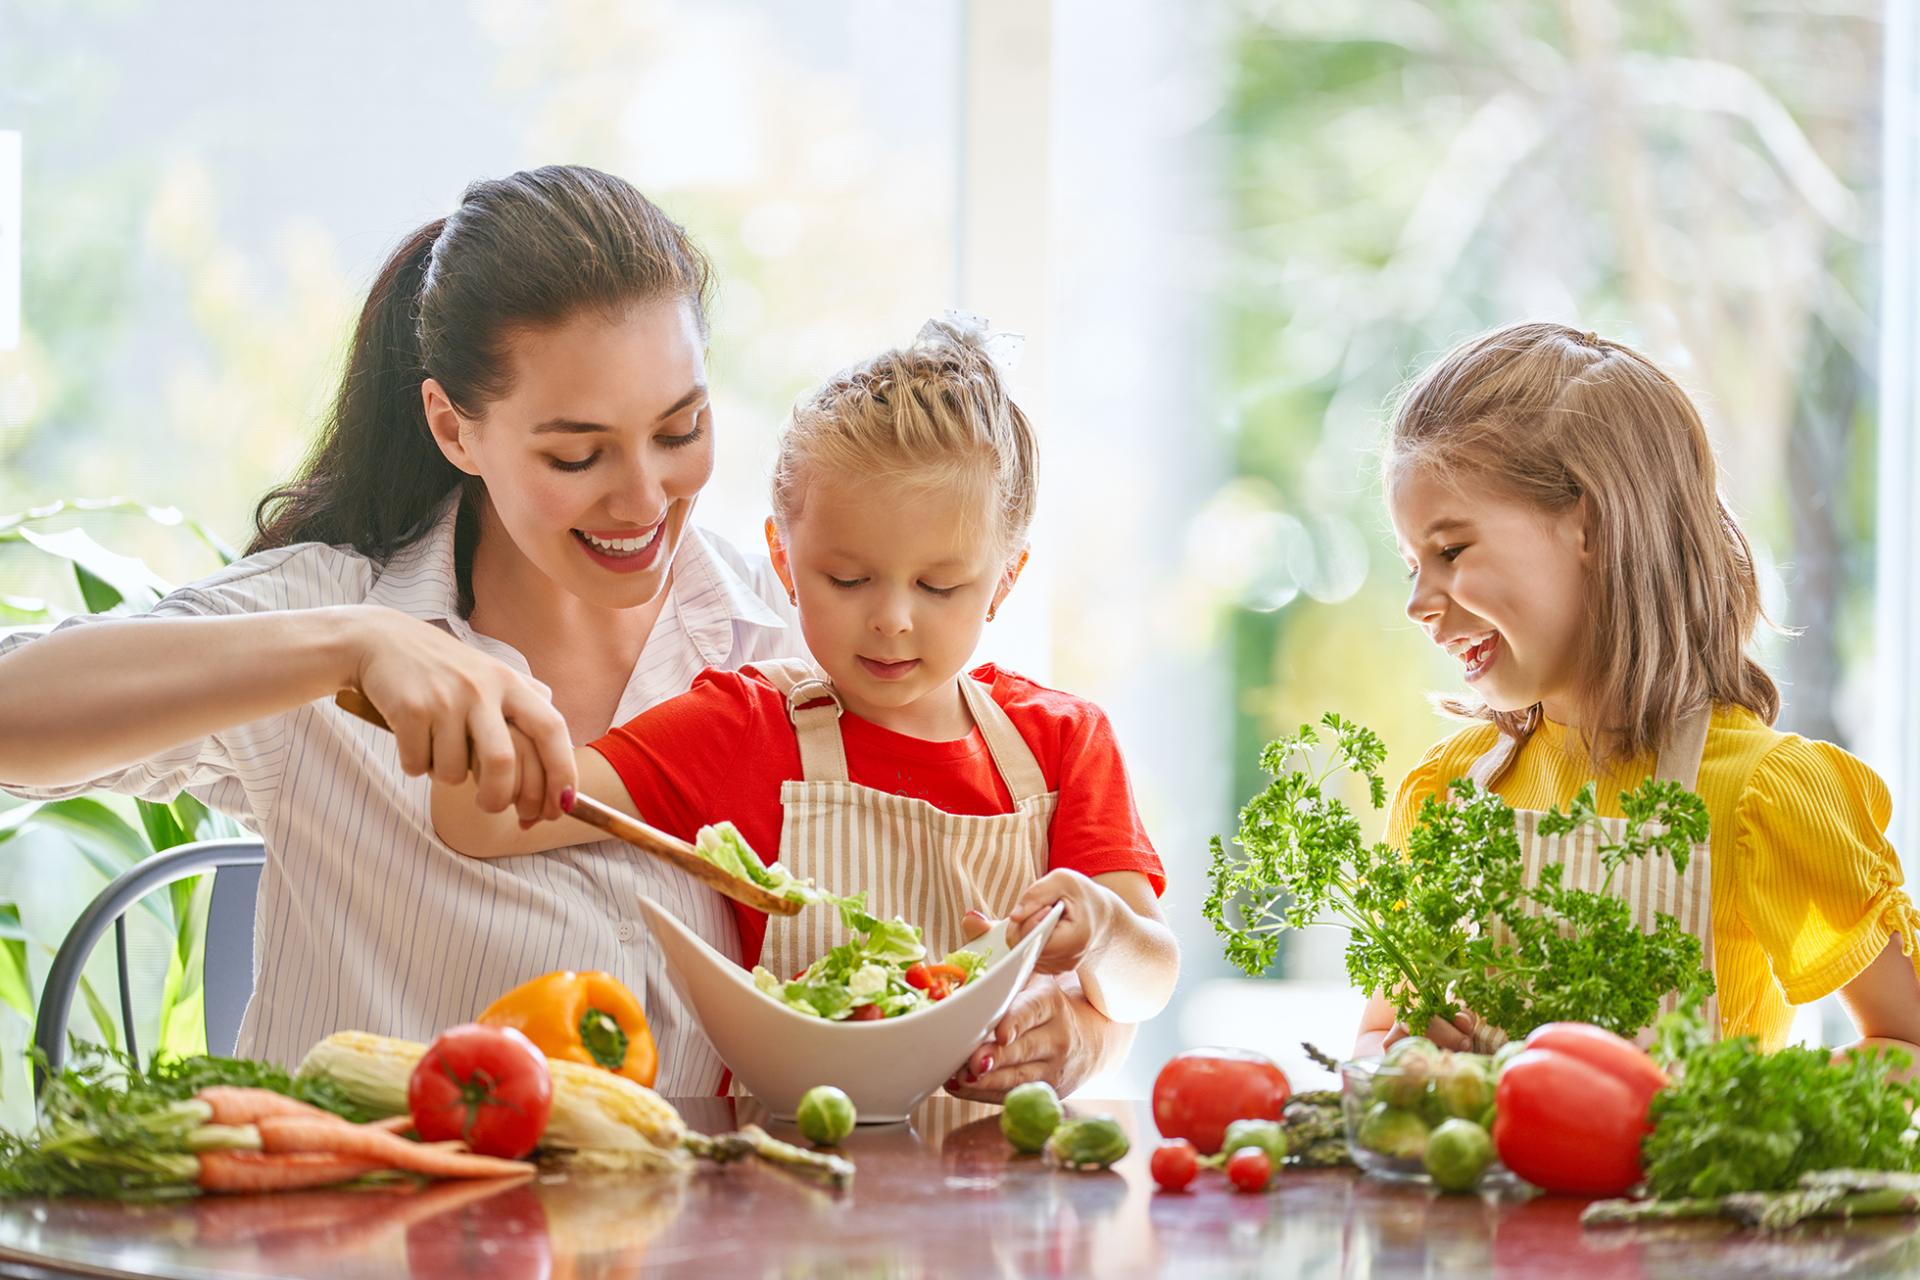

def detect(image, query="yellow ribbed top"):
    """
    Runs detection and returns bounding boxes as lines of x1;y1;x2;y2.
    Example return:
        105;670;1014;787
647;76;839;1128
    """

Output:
1385;705;1920;1050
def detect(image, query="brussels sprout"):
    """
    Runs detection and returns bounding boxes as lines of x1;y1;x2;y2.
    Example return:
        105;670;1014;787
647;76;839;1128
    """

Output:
1385;1036;1439;1064
1221;1118;1288;1169
1046;1114;1131;1170
1000;1081;1066;1154
1373;1051;1435;1109
1434;1053;1495;1119
1492;1040;1527;1074
1357;1101;1430;1160
1423;1118;1494;1193
795;1085;856;1145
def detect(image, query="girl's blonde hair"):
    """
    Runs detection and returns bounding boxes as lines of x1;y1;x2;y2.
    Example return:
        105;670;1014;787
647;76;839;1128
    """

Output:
1386;321;1779;763
771;318;1038;554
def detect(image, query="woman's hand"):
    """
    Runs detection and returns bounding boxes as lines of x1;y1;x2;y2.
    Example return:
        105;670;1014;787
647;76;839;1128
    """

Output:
347;606;575;821
944;972;1099;1103
1004;869;1123;974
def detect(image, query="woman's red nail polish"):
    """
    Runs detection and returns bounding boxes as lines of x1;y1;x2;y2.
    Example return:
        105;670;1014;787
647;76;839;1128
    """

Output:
560;788;576;812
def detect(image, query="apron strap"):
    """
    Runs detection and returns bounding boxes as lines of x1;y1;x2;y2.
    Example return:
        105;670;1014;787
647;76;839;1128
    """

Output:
1463;730;1522;793
1654;706;1713;791
1460;706;1716;795
956;674;1051;804
752;659;851;784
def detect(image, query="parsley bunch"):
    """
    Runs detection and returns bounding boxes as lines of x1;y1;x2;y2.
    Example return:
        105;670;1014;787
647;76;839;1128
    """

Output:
1204;713;1716;1042
1643;1010;1920;1198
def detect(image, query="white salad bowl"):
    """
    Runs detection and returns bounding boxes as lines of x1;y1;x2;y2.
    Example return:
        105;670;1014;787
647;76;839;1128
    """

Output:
636;895;1064;1122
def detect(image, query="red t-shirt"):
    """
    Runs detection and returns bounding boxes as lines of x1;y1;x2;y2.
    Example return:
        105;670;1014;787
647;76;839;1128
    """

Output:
589;663;1165;967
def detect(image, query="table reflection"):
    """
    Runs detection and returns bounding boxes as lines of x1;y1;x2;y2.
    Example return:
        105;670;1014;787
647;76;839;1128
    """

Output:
1;1101;1917;1279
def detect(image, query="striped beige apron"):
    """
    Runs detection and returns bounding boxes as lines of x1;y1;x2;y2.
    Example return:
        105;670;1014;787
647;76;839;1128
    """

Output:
752;659;1057;984
1466;707;1717;1042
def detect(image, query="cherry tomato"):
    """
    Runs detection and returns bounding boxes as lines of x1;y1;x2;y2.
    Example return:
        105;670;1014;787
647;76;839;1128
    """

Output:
1226;1147;1272;1193
849;1003;886;1022
408;1023;553;1159
1153;1048;1291;1155
1150;1139;1200;1192
904;963;931;990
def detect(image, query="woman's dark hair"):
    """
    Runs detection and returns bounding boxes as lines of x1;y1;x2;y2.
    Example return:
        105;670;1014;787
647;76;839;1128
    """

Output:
249;165;713;605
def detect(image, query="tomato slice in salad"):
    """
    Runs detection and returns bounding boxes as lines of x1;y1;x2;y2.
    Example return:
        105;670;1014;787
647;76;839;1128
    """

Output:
849;1003;886;1021
904;963;931;990
924;963;970;1001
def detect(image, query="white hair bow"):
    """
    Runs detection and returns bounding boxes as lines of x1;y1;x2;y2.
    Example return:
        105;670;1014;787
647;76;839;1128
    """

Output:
916;309;1026;379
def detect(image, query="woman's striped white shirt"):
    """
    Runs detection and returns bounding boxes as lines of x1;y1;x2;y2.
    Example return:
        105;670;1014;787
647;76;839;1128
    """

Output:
0;499;803;1092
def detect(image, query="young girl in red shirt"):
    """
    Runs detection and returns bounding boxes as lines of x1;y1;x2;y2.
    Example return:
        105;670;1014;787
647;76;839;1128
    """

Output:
432;317;1177;1100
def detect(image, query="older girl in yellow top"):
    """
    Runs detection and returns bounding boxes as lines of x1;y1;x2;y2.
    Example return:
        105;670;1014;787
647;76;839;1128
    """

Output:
1356;322;1920;1067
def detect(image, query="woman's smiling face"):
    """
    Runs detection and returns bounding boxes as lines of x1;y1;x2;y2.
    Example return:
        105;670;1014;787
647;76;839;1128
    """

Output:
1390;464;1592;723
425;296;715;609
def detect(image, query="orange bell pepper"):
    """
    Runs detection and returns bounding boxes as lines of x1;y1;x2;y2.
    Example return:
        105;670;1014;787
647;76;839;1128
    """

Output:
477;970;658;1088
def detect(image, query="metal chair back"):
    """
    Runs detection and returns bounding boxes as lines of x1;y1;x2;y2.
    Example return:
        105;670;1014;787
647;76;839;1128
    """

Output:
32;837;265;1097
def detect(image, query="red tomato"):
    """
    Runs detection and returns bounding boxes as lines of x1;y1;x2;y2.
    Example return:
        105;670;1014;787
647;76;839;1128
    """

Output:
904;963;931;990
849;1003;886;1021
1226;1147;1272;1193
408;1023;554;1159
1152;1048;1291;1155
1493;1022;1668;1197
1150;1139;1200;1192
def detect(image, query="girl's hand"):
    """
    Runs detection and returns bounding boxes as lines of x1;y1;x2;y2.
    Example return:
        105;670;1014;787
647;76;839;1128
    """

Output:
1003;869;1122;974
346;605;576;820
1382;1010;1482;1053
944;973;1095;1102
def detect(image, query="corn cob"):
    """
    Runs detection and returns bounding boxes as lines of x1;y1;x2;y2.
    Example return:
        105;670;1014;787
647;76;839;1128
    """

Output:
296;1031;686;1154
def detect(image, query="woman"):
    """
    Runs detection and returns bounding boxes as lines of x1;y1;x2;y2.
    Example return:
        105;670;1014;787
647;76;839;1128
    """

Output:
0;167;800;1091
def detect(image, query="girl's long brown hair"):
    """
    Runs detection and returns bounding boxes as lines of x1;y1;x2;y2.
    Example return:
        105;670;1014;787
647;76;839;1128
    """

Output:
1386;321;1779;763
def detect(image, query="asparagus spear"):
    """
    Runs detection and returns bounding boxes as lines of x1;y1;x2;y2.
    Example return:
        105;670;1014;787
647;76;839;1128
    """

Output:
1584;1171;1920;1231
683;1125;856;1191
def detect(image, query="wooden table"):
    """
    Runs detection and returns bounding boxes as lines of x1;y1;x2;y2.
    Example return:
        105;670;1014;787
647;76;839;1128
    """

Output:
0;1099;1915;1279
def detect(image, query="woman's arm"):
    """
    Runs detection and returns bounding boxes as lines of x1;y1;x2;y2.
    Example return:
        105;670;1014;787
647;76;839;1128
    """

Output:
0;604;575;816
1836;933;1920;1084
0;607;362;785
431;744;630;858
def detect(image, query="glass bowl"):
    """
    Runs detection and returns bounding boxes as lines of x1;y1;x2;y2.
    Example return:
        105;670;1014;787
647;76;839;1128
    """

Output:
1340;1052;1514;1189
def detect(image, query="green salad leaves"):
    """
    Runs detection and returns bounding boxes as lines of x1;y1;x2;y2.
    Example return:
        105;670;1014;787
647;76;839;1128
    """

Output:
694;822;822;905
751;893;986;1020
1204;713;1715;1043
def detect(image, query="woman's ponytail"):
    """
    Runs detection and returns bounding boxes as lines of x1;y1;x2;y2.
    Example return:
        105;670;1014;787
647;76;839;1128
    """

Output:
250;218;459;557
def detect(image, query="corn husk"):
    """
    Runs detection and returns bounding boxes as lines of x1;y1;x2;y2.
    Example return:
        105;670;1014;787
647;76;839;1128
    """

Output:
297;1030;686;1159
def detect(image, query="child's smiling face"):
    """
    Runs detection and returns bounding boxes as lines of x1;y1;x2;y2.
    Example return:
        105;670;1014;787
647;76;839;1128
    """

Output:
1390;464;1591;724
770;467;1021;737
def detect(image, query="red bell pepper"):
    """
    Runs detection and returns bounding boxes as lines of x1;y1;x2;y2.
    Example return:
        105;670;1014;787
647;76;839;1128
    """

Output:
1492;1022;1668;1196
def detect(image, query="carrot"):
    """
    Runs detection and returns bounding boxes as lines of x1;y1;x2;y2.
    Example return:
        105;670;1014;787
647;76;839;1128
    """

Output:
196;1151;387;1194
367;1114;414;1135
197;1086;345;1127
254;1114;534;1179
